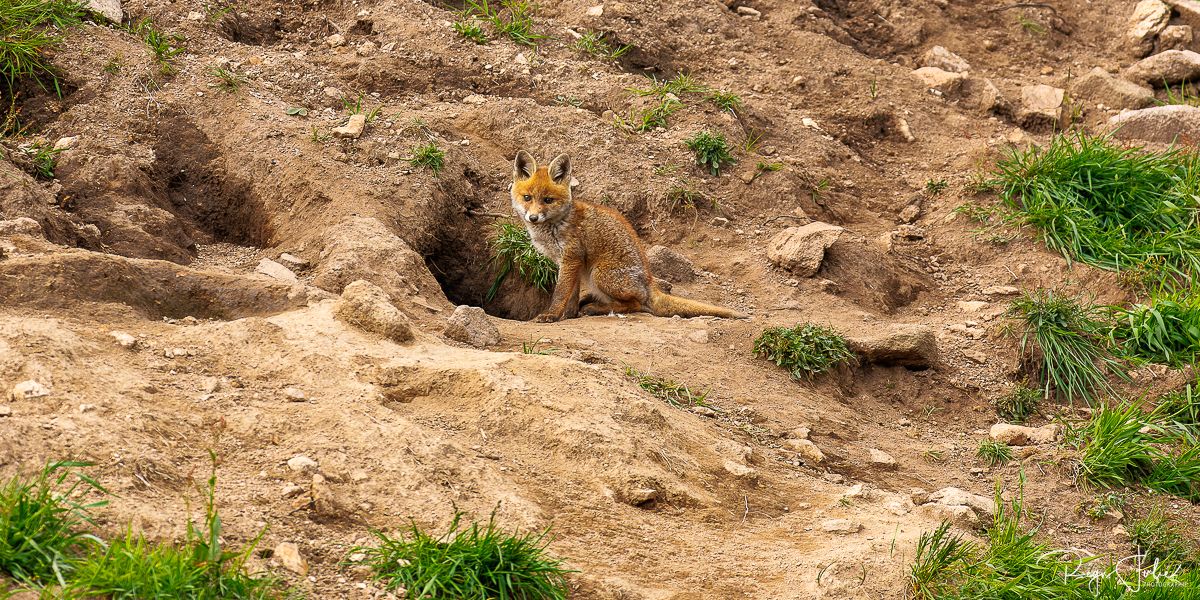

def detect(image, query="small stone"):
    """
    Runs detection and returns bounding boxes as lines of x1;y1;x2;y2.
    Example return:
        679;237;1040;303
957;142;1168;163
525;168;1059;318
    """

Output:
766;222;844;277
586;5;604;16
278;253;310;270
335;280;414;343
982;285;1019;296
956;301;989;313
1124;49;1200;85
256;258;298;283
1112;524;1130;539
0;217;43;237
282;482;305;498
687;330;709;344
273;542;309;575
325;33;346;48
355;41;377;56
869;448;897;470
1071;67;1155;110
78;404;97;413
85;0;122;22
110;331;138;349
647;245;696;283
691;405;719;417
964;350;989;364
990;423;1059;445
332;114;367;139
921;46;970;73
927;487;996;516
444;305;501;348
283;387;307;402
1127;0;1172;57
845;324;938;368
735;5;761;18
0;405;10;417
287;455;318;472
785;438;825;463
911;66;966;96
1017;84;1066;131
380;41;396;52
462;94;487;105
188;10;203;19
722;460;757;480
323;86;343;99
1108;105;1200;144
10;380;48;401
899;204;921;223
821;519;861;535
53;136;78;151
1159;24;1194;51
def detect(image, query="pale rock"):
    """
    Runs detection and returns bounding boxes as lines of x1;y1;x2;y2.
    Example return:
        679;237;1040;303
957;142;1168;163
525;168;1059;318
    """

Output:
10;380;48;401
1124;49;1200;85
820;519;861;535
899;204;921;223
444;305;501;348
356;41;377;56
53;136;78;151
0;405;10;417
964;350;989;364
332;114;366;139
1071;67;1155;110
921;46;970;73
1108;105;1200;144
273;542;309;575
1127;0;1172;57
784;438;825;463
1112;524;1130;538
918;502;980;529
647;245;696;283
957;300;989;313
1159;25;1194;51
278;253;309;270
982;285;1019;296
869;448;898;470
687;329;709;344
462;94;487;105
287;455;318;472
110;331;138;348
325;33;346;48
334;280;414;343
85;0;122;22
928;487;996;516
256;258;298;283
766;222;844;277
990;423;1059;445
0;217;43;237
283;387;307;402
736;5;761;18
845;324;938;368
586;5;604;16
1017;84;1065;130
911;66;966;96
723;460;757;480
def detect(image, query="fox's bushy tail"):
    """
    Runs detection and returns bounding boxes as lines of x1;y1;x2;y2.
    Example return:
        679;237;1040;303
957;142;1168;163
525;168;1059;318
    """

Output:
647;286;747;319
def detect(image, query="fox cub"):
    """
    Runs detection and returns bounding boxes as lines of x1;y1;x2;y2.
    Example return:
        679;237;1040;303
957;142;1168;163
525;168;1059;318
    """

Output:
510;150;745;322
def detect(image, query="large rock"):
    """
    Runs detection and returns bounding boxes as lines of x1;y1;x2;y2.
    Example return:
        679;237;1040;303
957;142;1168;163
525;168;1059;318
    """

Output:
1109;105;1200;143
921;46;970;73
1159;25;1195;51
443;305;501;348
85;0;122;23
0;217;43;237
334;280;415;343
1166;0;1200;32
765;222;844;277
1071;67;1155;109
845;324;937;368
311;217;446;305
911;67;966;96
1128;0;1172;57
10;380;49;401
647;245;695;283
927;487;996;517
255;258;298;284
990;423;1059;445
1017;85;1065;131
1124;49;1200;85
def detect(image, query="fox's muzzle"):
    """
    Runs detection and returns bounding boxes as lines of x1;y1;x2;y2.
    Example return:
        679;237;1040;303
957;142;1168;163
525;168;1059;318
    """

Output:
526;213;542;224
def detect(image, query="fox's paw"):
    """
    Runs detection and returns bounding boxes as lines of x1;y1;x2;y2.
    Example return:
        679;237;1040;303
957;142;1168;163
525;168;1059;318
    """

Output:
532;312;561;323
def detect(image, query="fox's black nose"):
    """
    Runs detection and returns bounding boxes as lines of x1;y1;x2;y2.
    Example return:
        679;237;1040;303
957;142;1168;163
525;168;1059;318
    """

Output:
527;214;541;223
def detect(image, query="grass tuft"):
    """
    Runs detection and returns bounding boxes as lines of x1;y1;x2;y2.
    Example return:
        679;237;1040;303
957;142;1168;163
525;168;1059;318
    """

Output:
0;0;85;95
353;508;571;600
409;141;445;173
486;222;557;302
992;383;1041;423
752;323;855;379
452;16;489;44
572;30;630;60
1007;289;1126;405
976;440;1014;467
0;461;106;586
684;130;734;176
624;366;713;409
21;140;62;179
207;66;246;93
613;96;681;132
1129;509;1198;569
128;19;186;74
1105;290;1200;367
993;133;1200;292
909;521;975;599
706;89;742;113
464;0;547;47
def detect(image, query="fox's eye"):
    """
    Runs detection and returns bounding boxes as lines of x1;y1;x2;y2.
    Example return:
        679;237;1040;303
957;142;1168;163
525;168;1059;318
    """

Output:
523;195;532;201
543;197;555;204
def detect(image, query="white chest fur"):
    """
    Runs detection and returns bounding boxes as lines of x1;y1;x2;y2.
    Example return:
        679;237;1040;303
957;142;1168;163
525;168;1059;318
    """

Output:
525;222;568;266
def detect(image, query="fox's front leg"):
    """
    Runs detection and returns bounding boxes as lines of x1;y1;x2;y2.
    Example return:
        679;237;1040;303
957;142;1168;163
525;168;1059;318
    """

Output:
534;253;583;323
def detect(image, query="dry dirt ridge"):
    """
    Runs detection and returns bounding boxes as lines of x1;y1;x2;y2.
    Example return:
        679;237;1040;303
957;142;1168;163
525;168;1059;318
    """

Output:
2;0;1198;597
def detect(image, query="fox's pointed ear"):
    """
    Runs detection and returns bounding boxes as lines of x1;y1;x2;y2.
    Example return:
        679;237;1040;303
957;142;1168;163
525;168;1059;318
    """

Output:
514;150;536;180
547;153;571;185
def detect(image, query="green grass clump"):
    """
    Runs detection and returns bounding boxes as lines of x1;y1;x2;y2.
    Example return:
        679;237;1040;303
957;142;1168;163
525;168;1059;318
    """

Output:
207;66;246;93
1159;380;1200;431
0;461;105;586
993;133;1200;291
626;73;707;98
572;30;630;60
992;383;1041;423
976;440;1013;467
706;89;741;113
684;130;734;176
22;141;62;179
624;366;712;409
353;509;571;600
464;0;547;47
1129;509;1198;569
128;19;186;74
486;222;557;302
67;470;279;599
409;142;445;173
1008;289;1126;405
752;323;855;379
0;0;85;95
452;17;488;44
1105;291;1200;367
613;96;681;132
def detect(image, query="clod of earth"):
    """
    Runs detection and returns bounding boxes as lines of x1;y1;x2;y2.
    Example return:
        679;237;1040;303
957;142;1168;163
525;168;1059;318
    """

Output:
444;305;501;347
334;280;415;343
